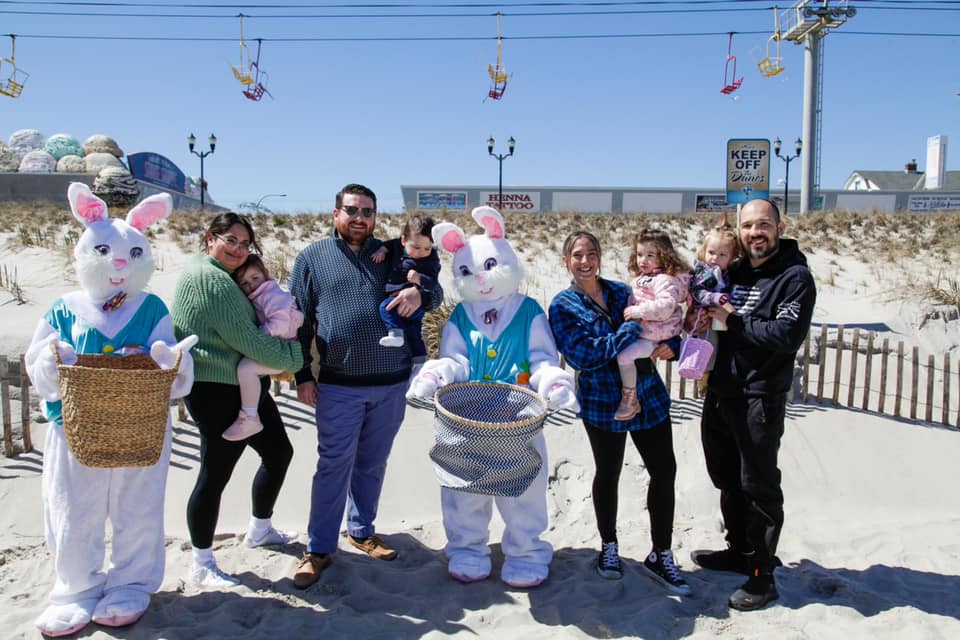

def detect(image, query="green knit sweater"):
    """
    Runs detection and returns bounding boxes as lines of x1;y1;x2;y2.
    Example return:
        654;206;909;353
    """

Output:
172;253;303;385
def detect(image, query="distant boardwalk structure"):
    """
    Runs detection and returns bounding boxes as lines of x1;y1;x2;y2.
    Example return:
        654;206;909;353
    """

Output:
401;185;960;215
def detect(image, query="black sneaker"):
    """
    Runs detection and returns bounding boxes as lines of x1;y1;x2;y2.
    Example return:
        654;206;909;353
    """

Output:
728;572;779;611
642;549;691;595
690;547;751;575
596;541;623;580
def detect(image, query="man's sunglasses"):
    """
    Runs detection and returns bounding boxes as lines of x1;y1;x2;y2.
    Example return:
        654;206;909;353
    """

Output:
340;205;375;218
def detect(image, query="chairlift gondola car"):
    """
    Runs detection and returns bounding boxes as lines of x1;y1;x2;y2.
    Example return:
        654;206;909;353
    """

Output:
487;12;509;100
0;35;28;99
241;39;272;101
230;15;255;87
720;32;743;95
758;7;785;77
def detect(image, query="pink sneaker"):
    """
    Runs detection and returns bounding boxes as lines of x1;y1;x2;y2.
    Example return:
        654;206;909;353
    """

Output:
222;413;263;441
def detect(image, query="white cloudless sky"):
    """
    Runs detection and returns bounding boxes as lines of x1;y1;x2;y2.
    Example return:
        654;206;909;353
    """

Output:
1;0;958;212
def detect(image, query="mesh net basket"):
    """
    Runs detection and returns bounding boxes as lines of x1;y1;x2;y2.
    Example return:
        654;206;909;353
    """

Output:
430;382;547;497
55;345;178;468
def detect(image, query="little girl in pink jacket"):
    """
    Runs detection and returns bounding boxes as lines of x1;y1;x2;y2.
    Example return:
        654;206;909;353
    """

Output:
615;229;690;421
223;254;304;441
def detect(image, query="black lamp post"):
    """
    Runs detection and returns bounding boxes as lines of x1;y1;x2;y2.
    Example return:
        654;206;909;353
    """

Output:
487;135;515;210
188;132;216;210
773;137;801;215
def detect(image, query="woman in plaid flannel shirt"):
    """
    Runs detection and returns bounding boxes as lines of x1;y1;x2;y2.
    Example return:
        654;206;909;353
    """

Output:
548;230;690;595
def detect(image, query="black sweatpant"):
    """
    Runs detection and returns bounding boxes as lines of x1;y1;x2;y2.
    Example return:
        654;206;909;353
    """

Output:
184;378;293;549
583;418;677;551
700;390;786;574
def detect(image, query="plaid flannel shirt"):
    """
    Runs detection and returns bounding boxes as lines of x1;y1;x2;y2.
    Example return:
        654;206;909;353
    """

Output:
548;278;676;432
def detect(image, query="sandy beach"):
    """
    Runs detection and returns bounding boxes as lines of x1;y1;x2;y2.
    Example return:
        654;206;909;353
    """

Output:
1;212;959;639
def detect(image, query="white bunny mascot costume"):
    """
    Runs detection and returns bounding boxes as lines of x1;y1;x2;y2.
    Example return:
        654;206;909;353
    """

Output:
25;183;197;637
407;206;579;588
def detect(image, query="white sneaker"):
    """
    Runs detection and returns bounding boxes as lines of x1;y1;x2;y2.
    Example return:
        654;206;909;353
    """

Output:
244;527;298;548
189;563;241;589
379;333;405;348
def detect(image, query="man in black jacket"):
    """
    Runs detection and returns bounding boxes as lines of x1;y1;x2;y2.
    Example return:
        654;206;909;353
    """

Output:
692;198;816;611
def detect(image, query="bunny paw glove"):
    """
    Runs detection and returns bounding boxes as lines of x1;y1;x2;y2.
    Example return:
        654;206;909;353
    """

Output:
406;358;461;401
30;336;77;401
546;384;580;413
150;335;198;399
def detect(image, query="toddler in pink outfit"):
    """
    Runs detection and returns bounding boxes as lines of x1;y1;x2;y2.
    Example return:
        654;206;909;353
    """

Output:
223;255;304;441
615;229;691;421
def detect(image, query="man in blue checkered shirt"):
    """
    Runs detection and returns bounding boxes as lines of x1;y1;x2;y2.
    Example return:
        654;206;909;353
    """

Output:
288;183;443;588
549;230;689;595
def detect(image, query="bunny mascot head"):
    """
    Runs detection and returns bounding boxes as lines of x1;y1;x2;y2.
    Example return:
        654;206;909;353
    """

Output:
407;205;578;590
24;183;197;637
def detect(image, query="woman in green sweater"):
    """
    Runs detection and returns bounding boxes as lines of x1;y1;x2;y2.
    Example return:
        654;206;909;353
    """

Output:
172;213;304;589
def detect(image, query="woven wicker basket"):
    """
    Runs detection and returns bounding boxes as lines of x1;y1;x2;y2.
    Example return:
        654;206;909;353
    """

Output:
55;344;179;468
430;382;547;497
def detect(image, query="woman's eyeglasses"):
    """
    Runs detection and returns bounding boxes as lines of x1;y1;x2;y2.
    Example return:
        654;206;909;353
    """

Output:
340;205;375;218
215;234;253;252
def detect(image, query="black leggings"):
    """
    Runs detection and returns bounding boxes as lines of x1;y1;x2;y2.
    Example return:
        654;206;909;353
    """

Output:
184;379;293;549
584;418;677;551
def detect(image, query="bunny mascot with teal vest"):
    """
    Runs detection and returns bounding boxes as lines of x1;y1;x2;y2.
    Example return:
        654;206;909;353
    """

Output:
407;206;579;588
25;183;197;637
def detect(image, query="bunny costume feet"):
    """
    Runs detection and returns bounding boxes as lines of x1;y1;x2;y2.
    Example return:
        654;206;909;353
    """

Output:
91;589;151;627
501;559;549;589
35;599;97;637
448;555;492;583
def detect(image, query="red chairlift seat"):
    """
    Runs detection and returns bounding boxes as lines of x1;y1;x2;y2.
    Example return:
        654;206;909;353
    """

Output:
720;32;743;95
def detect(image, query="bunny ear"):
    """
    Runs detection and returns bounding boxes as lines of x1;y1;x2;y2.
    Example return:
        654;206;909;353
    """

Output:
126;193;173;231
471;206;505;239
67;182;108;226
432;222;466;254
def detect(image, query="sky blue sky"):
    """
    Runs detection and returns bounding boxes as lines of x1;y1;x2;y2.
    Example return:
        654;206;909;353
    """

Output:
1;0;958;212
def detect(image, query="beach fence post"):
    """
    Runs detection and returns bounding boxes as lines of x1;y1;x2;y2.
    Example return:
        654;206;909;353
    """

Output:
925;354;935;424
19;354;32;452
801;330;811;401
832;325;844;406
847;328;860;408
1;355;13;456
878;338;889;414
894;341;904;417
816;324;827;403
910;346;919;420
943;355;951;427
862;331;874;411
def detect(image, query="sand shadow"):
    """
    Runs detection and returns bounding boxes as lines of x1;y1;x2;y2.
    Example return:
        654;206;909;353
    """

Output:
0;449;43;478
525;545;703;638
777;559;960;619
262;532;519;638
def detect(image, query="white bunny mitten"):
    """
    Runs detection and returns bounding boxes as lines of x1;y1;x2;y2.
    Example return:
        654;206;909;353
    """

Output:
150;335;199;399
27;335;78;401
529;366;580;413
406;357;462;401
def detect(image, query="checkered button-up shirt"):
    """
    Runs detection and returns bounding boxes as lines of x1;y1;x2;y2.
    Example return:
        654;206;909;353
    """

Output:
548;278;674;432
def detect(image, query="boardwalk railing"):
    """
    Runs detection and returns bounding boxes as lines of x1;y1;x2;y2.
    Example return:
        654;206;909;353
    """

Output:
4;330;959;456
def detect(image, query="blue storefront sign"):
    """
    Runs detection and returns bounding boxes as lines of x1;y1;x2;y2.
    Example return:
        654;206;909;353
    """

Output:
127;152;187;193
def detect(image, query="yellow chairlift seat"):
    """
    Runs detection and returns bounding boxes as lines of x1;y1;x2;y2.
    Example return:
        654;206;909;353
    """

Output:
486;13;509;100
230;14;255;86
0;36;27;99
758;7;785;78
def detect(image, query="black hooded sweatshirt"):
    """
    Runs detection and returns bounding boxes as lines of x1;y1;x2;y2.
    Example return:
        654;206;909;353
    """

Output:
708;237;816;398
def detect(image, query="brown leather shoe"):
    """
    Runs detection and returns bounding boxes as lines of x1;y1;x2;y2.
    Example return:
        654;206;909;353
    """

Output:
348;535;397;561
293;552;331;589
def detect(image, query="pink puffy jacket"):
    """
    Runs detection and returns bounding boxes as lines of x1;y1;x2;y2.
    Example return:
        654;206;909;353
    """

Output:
248;279;305;340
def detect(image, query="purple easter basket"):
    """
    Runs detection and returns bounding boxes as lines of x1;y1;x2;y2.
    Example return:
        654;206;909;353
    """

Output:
677;335;714;380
